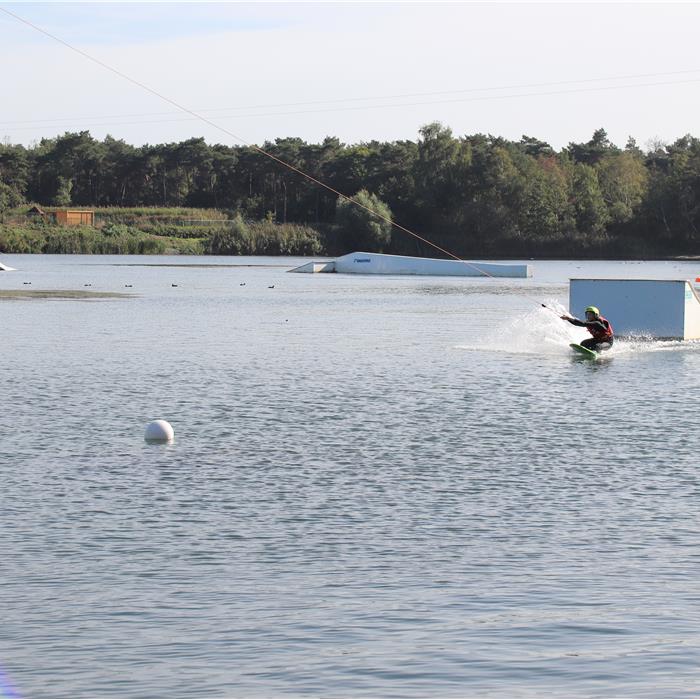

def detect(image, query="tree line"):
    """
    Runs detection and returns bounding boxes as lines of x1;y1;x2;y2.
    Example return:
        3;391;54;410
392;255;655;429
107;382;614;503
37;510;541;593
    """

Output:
1;124;699;257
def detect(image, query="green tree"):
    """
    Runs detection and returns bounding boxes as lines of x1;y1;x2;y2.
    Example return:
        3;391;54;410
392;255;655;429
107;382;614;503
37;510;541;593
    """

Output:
209;145;239;210
52;175;73;206
98;135;139;206
326;144;371;200
444;135;520;254
571;163;609;236
640;135;700;247
596;151;648;225
511;153;572;245
567;128;619;166
0;181;24;221
413;122;462;216
335;189;392;252
176;137;215;208
265;137;306;223
519;135;555;158
0;143;31;200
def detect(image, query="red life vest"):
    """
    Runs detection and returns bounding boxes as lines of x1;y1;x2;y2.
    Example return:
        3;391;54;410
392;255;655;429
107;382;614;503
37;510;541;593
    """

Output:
588;315;613;341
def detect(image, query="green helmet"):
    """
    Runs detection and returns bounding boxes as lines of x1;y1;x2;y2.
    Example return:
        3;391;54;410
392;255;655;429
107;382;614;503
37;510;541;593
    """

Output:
585;306;600;316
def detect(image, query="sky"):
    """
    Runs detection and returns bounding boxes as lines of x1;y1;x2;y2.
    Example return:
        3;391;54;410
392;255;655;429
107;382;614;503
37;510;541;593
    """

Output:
1;1;700;151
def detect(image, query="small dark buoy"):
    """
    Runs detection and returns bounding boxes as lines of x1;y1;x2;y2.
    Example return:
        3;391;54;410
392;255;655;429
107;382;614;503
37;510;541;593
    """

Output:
171;284;178;287
84;284;92;287
23;281;31;285
240;282;246;286
125;284;133;288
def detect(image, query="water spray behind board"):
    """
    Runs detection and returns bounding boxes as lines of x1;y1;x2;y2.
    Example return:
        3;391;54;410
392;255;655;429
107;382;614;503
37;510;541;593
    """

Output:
459;301;582;356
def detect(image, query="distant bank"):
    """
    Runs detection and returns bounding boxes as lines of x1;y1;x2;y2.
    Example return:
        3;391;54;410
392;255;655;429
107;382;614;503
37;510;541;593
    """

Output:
0;206;324;256
0;205;696;259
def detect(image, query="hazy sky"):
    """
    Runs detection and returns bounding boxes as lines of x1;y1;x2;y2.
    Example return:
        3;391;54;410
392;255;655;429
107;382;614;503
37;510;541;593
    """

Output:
2;1;700;150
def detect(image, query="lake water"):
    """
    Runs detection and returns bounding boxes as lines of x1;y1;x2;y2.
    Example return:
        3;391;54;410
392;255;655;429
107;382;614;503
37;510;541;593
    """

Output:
2;254;700;698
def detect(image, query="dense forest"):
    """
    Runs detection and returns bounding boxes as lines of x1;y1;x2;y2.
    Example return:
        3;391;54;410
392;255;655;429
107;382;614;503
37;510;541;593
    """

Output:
1;124;700;257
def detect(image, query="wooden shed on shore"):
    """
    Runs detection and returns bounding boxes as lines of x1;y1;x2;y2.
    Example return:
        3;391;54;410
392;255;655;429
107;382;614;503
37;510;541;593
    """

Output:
53;209;95;226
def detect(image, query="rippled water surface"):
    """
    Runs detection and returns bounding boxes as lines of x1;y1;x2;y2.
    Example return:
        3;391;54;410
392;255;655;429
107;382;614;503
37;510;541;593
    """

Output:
3;255;700;698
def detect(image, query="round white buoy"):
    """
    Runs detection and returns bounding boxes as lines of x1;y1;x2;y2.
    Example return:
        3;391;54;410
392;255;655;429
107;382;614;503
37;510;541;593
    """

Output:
144;420;174;443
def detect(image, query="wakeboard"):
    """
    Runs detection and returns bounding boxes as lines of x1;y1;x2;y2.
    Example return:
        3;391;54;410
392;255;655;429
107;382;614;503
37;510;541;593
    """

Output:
569;343;597;359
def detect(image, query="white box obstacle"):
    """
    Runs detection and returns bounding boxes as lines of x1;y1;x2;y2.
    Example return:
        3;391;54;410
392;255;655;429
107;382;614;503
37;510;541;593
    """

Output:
569;278;700;340
290;252;531;278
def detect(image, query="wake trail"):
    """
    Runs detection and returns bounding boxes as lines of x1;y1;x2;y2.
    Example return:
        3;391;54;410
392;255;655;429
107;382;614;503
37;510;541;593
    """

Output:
457;300;578;356
456;301;700;357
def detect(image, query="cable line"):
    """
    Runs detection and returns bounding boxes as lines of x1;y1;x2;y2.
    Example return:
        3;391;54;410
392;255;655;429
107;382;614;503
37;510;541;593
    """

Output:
0;3;496;277
1;67;700;126
2;74;700;130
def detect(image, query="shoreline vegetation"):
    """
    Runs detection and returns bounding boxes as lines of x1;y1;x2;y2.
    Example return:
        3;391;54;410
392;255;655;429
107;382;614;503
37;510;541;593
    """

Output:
1;125;700;258
0;209;326;256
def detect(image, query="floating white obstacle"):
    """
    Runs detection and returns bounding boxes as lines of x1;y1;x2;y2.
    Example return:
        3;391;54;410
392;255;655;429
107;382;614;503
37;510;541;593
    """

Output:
144;420;174;443
290;252;531;278
0;260;16;271
570;278;700;340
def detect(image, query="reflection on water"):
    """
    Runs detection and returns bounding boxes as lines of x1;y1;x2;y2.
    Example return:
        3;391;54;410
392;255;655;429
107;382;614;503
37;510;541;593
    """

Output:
2;255;700;697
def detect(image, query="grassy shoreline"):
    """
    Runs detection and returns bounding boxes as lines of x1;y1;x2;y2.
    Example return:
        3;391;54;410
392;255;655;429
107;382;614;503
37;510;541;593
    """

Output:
1;206;698;260
0;206;326;256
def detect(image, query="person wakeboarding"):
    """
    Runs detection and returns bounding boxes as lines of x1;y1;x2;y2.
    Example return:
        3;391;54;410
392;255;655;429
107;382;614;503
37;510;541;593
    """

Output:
561;306;614;352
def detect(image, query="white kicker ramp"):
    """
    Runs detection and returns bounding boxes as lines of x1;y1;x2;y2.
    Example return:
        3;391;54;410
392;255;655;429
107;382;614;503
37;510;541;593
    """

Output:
291;252;531;278
570;278;700;340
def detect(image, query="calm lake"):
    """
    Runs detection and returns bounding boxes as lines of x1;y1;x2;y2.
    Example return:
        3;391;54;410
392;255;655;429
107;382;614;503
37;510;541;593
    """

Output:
2;254;700;698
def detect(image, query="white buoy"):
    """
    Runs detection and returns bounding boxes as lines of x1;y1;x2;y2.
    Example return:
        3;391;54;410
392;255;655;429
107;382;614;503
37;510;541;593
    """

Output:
144;419;174;443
